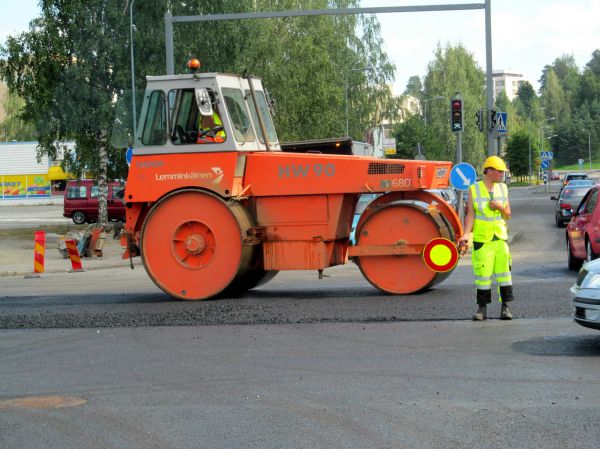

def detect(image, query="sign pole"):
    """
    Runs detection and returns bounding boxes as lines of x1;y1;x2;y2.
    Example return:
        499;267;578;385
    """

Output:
456;133;465;224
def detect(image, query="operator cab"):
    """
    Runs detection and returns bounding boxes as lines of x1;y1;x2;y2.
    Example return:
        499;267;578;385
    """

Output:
135;59;280;155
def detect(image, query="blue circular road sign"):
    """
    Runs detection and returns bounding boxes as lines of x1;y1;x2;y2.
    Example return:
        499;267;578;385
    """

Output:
450;163;477;191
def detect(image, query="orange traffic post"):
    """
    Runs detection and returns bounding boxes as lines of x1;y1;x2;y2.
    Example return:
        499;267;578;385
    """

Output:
24;230;45;278
65;239;85;272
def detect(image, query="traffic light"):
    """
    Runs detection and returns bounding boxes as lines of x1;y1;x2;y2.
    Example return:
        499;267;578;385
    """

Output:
475;109;484;132
450;98;463;133
490;109;497;130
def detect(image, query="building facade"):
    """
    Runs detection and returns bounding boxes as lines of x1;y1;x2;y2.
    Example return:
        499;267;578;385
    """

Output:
492;70;527;101
0;141;70;198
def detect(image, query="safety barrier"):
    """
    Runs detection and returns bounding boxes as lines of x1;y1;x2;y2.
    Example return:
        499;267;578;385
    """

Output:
65;239;85;272
24;230;45;278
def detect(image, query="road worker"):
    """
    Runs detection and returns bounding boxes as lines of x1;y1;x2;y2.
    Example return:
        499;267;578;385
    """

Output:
458;155;514;320
197;109;226;144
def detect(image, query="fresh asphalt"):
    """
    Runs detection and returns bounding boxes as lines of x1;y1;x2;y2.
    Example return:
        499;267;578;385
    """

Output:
0;183;586;328
1;183;600;449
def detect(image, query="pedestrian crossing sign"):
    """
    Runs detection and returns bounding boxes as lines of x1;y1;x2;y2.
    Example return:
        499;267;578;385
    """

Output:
496;112;507;134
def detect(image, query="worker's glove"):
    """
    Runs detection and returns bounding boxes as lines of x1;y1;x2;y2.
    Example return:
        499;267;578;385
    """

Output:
457;240;469;256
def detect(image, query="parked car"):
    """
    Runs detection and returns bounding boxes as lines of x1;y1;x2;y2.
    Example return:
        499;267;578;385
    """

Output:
560;172;588;190
427;187;459;211
552;185;593;228
570;258;600;330
565;185;600;270
350;188;459;244
564;179;595;189
63;180;126;224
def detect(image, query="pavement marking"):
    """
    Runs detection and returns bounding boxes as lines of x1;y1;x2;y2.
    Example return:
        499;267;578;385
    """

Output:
0;218;69;222
0;395;86;410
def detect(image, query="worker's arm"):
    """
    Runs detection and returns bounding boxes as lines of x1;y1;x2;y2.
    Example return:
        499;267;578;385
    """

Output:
458;190;474;246
489;185;511;220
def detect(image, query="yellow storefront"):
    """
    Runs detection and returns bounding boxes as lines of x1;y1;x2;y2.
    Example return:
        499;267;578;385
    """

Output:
0;141;71;199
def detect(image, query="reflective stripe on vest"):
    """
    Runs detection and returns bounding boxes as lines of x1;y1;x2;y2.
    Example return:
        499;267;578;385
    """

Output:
470;181;508;242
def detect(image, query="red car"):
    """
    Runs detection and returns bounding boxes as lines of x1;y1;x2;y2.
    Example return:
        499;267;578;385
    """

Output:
566;185;600;270
63;180;126;224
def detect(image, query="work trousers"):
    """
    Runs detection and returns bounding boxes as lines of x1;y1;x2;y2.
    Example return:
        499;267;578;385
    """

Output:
471;239;514;305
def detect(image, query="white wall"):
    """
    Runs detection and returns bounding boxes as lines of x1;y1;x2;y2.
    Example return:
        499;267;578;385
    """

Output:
0;142;50;175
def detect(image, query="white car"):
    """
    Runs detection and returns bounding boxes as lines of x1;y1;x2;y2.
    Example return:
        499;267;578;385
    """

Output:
571;258;600;330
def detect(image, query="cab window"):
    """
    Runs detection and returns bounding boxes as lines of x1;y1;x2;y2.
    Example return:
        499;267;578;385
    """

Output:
169;88;226;145
141;90;167;145
222;88;255;143
246;90;278;143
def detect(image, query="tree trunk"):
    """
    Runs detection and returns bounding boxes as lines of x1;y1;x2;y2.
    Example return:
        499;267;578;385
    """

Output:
98;130;109;226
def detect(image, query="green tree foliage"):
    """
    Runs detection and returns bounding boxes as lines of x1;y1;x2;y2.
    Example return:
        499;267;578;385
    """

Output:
513;81;537;116
534;50;600;165
1;0;395;223
504;128;529;178
404;75;423;100
1;0;395;152
0;1;145;223
554;118;591;165
0;89;36;141
420;44;486;167
579;50;600;116
390;113;441;160
171;0;395;141
541;69;570;122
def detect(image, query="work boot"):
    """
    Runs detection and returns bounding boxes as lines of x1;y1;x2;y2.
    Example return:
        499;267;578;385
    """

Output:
501;303;513;320
473;305;487;321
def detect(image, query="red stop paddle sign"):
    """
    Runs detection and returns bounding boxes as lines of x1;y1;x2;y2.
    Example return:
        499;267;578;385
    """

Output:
423;238;459;272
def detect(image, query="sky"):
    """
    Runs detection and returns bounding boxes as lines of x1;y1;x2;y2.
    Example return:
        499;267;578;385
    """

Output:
2;0;599;94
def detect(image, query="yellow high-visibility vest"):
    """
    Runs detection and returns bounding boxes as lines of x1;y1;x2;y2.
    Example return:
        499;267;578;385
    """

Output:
198;111;226;143
470;181;508;242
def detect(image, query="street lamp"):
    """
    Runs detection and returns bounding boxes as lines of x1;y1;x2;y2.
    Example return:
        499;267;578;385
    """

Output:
345;66;372;137
423;95;444;127
583;129;592;170
540;117;555;153
528;107;544;182
124;0;137;143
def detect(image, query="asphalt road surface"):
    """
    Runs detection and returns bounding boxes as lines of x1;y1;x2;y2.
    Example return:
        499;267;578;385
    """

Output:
0;185;582;327
0;204;70;229
2;184;600;449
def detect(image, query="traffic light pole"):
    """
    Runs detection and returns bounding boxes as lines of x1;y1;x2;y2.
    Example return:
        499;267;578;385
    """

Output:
484;0;496;156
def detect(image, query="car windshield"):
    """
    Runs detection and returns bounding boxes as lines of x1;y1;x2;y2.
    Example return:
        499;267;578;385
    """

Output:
561;188;590;200
566;180;594;187
565;174;588;181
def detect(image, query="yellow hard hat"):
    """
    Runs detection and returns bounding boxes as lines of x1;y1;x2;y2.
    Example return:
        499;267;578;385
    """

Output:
483;155;507;171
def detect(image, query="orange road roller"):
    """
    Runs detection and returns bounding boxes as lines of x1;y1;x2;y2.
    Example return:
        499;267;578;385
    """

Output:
121;62;463;300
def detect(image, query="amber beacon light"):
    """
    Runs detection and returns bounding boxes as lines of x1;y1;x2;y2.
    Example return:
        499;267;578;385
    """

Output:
187;58;201;73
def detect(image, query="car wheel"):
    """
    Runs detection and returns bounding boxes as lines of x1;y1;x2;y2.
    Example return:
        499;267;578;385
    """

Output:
568;238;583;271
555;214;564;228
586;239;597;262
72;211;86;225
